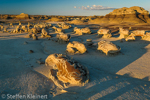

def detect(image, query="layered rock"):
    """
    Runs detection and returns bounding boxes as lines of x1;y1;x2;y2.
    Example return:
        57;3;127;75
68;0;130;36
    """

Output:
90;6;150;24
109;6;149;15
45;53;89;88
132;30;145;36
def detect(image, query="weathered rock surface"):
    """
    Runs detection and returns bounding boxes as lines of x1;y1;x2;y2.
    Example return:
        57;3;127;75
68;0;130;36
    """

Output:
62;24;72;29
45;53;89;88
97;29;112;38
55;28;65;33
109;6;149;15
97;40;121;55
119;27;130;39
56;32;71;42
125;33;136;41
132;30;145;36
81;27;91;34
90;6;150;24
142;32;150;41
74;27;83;35
74;27;91;35
41;28;51;38
66;41;87;54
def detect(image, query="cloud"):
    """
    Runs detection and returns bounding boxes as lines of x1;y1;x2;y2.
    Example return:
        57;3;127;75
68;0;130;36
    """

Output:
74;6;76;8
74;5;116;10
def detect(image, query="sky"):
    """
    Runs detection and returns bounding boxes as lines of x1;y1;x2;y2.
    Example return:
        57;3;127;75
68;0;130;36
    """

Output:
0;0;150;16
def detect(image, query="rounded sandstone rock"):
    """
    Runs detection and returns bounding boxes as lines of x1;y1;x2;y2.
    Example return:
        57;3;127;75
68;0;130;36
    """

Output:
97;40;121;55
66;41;87;54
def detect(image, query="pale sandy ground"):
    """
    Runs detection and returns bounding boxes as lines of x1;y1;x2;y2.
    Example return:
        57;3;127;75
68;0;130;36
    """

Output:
0;22;150;100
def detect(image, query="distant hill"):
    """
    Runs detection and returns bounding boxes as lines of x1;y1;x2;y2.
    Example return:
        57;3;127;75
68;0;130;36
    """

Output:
0;6;150;24
15;13;29;19
90;6;150;24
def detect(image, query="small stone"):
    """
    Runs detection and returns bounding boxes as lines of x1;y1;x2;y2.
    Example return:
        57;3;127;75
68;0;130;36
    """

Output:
29;50;34;53
86;39;93;46
47;37;50;40
36;60;44;64
86;39;92;42
120;39;123;43
24;41;28;44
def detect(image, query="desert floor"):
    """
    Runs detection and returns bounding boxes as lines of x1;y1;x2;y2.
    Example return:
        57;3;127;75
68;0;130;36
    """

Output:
0;21;150;100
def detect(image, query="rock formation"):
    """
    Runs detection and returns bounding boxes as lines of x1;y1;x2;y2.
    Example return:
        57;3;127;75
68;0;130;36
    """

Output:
16;13;29;19
55;28;65;33
74;27;83;35
69;19;84;24
41;28;51;38
90;6;150;24
119;27;130;39
32;34;38;40
97;40;121;55
56;32;71;43
97;29;112;38
74;27;91;35
142;32;150;41
81;27;92;34
125;33;135;41
109;6;149;15
132;30;145;36
45;53;89;88
66;41;87;54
